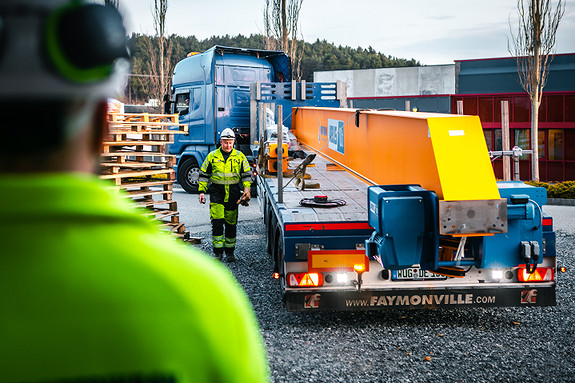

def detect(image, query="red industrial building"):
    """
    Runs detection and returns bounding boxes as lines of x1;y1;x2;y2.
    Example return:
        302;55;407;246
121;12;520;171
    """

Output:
453;91;574;181
349;54;575;182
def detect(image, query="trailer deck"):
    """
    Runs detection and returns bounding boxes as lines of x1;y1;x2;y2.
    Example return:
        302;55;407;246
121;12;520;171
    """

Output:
262;153;371;224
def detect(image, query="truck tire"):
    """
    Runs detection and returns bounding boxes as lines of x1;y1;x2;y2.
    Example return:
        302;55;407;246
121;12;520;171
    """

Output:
273;231;286;301
265;205;274;255
266;217;273;255
178;157;200;194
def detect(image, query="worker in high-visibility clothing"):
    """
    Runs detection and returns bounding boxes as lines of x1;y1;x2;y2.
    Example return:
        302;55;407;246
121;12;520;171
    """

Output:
198;128;252;261
0;1;268;382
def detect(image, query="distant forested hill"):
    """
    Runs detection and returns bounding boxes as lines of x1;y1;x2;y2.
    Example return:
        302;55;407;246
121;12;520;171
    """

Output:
127;33;419;104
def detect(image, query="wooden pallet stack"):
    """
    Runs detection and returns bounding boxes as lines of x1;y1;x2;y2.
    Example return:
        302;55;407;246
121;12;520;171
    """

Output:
100;112;192;240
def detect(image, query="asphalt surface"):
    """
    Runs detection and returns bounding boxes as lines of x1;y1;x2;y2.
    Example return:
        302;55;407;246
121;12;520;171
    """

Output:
173;185;575;383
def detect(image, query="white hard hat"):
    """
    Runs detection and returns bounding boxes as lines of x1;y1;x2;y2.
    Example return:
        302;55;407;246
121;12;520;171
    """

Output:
220;128;236;139
0;0;130;101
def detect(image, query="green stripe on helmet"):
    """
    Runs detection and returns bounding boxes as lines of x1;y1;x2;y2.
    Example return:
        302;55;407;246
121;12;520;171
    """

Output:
44;1;114;84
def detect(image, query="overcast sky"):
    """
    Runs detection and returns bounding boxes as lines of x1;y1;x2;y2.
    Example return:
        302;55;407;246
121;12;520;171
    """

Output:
118;0;575;65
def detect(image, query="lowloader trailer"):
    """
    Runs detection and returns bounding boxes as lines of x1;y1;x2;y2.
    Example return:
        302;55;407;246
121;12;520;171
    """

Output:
257;107;557;312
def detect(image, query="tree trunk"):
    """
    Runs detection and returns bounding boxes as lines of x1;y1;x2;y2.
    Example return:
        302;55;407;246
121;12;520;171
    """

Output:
281;0;288;52
160;36;165;103
263;0;303;80
530;25;541;182
509;0;564;181
530;98;540;181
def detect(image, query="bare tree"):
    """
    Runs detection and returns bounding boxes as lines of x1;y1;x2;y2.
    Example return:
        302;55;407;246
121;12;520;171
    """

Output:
151;0;172;110
131;0;173;110
509;0;564;181
264;0;304;80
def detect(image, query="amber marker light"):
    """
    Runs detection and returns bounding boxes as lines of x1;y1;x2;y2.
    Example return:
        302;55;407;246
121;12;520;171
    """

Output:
353;264;366;291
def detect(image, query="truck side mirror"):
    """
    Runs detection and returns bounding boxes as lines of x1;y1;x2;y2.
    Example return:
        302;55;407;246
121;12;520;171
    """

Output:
163;94;173;114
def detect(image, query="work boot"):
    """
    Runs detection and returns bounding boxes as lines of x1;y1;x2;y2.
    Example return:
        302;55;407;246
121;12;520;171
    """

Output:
225;250;235;262
214;250;224;261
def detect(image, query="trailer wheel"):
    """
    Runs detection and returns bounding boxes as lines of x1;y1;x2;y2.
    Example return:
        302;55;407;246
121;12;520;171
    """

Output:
250;177;258;198
178;157;200;194
265;206;273;255
273;231;286;300
263;198;269;225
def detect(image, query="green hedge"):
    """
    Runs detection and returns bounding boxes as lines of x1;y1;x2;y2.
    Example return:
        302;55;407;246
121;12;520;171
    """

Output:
525;181;575;199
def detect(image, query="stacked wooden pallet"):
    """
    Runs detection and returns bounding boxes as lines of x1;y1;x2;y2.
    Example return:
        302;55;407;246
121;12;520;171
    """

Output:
100;112;192;240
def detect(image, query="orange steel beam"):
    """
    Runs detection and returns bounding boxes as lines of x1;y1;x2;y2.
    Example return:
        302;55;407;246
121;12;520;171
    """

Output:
292;107;500;201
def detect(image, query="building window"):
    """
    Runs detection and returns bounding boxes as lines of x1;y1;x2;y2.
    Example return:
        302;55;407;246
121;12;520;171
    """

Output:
538;130;545;159
463;98;478;115
514;129;530;150
494;129;502;151
538;96;547;122
547;95;564;122
565;130;575;161
548;129;564;160
479;97;493;122
514;129;545;158
494;98;511;123
484;130;492;150
565;95;575;122
513;96;530;122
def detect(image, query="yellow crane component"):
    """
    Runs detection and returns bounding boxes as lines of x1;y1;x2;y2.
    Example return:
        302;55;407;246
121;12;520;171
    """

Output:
292;107;500;202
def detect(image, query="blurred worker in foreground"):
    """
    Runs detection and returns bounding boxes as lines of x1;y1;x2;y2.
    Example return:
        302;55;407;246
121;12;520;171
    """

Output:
0;1;268;382
198;128;252;262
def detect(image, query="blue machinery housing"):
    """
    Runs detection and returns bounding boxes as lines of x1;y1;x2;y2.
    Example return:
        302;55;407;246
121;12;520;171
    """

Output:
365;182;554;272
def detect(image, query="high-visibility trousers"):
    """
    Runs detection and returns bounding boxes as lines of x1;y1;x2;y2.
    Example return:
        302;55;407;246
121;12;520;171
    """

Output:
210;202;238;254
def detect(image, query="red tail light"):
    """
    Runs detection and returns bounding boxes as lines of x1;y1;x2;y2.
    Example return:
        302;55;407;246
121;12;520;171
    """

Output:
287;272;324;287
518;267;554;282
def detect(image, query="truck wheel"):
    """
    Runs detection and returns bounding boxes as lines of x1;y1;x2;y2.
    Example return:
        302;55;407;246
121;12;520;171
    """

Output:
178;158;200;194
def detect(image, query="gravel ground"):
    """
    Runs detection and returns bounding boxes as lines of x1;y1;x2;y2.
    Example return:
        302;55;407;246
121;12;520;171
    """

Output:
174;186;575;383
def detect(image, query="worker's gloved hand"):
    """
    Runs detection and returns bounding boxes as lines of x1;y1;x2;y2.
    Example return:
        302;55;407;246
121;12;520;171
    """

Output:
243;188;251;201
199;193;206;204
237;188;251;206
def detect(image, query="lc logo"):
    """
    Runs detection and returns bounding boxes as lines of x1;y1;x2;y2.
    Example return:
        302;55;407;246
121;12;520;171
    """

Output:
521;289;537;304
304;294;321;309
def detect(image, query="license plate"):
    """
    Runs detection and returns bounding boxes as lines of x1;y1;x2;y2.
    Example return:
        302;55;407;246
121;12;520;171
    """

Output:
392;268;446;281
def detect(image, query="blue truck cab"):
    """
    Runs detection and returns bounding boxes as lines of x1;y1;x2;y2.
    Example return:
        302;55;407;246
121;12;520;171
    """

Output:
167;45;290;193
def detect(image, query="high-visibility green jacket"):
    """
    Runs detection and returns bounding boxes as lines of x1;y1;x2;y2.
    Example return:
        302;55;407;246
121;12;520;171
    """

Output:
0;173;268;383
199;148;251;204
